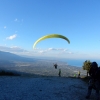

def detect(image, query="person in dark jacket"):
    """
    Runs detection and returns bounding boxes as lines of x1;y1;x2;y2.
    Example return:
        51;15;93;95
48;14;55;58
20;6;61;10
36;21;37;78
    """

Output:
89;62;98;79
94;67;100;99
86;62;100;100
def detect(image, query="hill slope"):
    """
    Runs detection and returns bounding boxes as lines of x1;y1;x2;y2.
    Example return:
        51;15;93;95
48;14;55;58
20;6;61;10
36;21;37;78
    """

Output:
0;76;97;100
0;51;36;62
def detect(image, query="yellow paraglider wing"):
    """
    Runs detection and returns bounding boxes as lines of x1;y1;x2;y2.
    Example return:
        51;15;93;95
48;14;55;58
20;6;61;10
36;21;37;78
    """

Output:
33;34;70;49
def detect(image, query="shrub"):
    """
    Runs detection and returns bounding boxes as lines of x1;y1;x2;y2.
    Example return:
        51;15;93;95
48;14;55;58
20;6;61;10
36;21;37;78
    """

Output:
0;70;20;76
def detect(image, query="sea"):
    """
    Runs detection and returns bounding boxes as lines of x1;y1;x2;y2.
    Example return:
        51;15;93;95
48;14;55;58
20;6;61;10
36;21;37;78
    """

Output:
37;57;100;67
58;59;100;67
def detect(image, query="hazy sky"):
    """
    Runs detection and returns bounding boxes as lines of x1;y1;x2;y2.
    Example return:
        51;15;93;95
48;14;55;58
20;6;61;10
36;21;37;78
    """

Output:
0;0;100;59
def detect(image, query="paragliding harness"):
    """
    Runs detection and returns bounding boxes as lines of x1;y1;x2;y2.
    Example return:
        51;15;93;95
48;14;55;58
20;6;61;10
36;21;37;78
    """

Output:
54;64;58;69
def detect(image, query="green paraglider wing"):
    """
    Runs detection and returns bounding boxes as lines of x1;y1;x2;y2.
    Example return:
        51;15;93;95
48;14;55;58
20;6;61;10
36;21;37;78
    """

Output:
33;34;70;49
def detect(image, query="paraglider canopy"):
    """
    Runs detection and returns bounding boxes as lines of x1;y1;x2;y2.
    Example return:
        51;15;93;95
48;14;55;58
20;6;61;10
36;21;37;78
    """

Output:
33;34;70;49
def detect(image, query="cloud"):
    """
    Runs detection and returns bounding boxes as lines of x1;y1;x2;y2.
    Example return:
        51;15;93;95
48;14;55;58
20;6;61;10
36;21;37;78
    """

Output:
47;48;68;51
68;52;73;54
34;48;73;57
34;48;73;56
34;48;41;50
10;46;19;48
0;46;99;59
0;46;27;53
39;50;46;54
63;49;68;52
4;26;6;29
6;34;17;40
14;18;18;21
34;48;70;55
48;48;57;51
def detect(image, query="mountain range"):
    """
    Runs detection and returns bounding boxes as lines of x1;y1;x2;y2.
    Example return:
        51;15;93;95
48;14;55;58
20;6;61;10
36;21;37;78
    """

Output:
0;50;37;62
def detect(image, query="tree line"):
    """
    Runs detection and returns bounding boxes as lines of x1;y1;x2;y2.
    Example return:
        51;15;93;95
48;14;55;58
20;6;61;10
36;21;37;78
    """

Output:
82;60;100;77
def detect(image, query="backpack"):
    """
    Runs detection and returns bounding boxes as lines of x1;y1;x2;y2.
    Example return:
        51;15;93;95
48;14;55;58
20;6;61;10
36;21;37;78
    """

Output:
95;67;100;81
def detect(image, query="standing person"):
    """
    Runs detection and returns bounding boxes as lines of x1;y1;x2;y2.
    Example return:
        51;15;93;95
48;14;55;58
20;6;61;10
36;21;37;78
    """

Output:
74;74;76;77
78;71;80;78
85;62;100;100
58;69;61;77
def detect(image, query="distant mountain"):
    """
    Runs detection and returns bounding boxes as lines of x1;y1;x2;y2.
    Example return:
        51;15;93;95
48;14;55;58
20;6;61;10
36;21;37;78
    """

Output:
0;51;36;62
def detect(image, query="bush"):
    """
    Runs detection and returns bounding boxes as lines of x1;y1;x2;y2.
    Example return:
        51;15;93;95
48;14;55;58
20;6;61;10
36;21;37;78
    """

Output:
0;70;20;76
